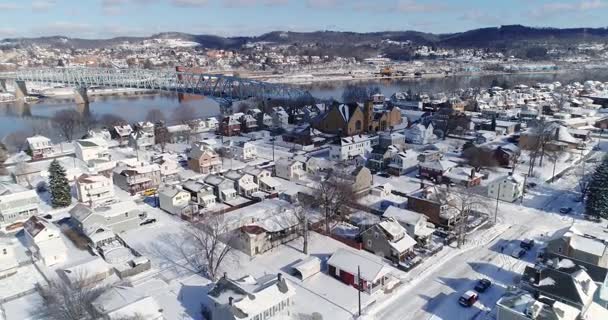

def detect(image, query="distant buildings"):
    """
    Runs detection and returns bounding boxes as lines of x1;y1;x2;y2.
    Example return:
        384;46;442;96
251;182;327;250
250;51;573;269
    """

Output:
26;135;53;160
314;102;402;136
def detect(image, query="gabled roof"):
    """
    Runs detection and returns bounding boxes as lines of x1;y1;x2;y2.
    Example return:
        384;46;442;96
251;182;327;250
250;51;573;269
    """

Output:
327;248;391;283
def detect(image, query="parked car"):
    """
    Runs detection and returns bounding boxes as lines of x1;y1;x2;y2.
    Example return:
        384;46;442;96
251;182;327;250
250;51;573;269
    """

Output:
559;207;573;214
474;279;492;292
520;239;535;250
511;248;526;258
43;214;53;220
459;291;478;307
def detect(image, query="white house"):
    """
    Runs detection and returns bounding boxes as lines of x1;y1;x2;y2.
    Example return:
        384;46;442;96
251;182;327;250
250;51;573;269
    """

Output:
75;138;111;163
206;117;219;131
0;237;19;278
0;183;40;229
383;206;435;244
70;201;153;237
272;106;289;128
23;216;68;266
207;273;295;320
129;131;155;150
274;158;305;181
75;173;115;207
231;141;257;161
404;123;437;145
113;124;133;142
487;173;525;202
329;135;374;161
26;135;53;160
158;185;195;216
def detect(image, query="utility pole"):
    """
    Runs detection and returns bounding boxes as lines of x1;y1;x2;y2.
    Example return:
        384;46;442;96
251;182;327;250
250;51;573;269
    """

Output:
521;173;528;205
358;265;362;317
551;157;557;183
494;181;501;224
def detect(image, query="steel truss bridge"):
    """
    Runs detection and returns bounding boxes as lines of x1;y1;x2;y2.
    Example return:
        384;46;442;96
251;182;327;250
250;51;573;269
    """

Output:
0;67;312;104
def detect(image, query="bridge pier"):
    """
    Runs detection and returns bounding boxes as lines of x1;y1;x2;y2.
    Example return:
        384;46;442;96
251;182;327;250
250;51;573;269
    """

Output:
73;86;89;105
14;80;27;100
0;79;6;92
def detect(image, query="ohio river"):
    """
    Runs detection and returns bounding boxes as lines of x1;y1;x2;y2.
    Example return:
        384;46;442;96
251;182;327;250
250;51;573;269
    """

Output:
2;69;608;138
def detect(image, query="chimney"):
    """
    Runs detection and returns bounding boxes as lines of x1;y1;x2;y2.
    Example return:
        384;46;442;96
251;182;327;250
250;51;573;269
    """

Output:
277;273;282;282
470;168;475;180
223;272;227;279
228;296;233;306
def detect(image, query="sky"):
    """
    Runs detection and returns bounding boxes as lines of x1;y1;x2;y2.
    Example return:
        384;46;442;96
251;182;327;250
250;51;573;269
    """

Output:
0;0;607;39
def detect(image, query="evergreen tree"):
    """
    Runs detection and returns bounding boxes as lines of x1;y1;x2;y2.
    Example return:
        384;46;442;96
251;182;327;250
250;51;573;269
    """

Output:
585;156;608;218
48;160;71;208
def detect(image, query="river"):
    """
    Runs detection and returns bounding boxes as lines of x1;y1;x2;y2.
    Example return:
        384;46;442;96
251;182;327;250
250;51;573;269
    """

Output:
2;69;608;138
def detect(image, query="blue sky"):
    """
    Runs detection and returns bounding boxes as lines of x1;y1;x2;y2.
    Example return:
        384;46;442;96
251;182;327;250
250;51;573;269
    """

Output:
0;0;607;38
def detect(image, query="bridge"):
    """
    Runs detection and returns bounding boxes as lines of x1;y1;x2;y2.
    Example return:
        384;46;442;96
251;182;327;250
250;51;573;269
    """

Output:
0;67;313;106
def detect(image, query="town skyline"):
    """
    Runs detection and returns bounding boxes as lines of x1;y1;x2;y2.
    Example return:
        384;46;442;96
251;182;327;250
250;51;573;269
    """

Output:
1;0;608;38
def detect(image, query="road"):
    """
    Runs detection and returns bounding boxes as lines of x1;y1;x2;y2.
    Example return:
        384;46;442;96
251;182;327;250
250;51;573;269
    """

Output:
371;156;592;320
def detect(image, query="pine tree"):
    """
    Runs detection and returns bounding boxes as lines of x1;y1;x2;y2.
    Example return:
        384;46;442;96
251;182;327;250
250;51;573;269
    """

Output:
48;160;71;208
585;156;608;218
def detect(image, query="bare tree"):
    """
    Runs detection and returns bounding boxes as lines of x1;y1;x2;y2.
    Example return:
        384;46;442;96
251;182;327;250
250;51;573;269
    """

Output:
0;142;8;176
3;130;30;153
309;170;355;235
52;109;82;141
521;120;555;176
37;276;106;320
154;125;170;152
172;105;197;124
179;215;237;281
14;159;32;188
236;102;250;113
435;186;489;248
98;114;127;128
293;199;316;255
461;144;498;170
145;108;166;124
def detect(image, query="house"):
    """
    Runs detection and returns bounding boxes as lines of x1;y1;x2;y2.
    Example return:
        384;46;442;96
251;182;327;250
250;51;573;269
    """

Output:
345;166;373;195
271;106;289;128
0;183;40;229
406;187;464;230
327;248;393;294
258;112;273;128
544;225;608;270
274;158;305;181
443;166;482;187
387;150;419;176
92;285;164;320
182;179;217;208
207;273;295;320
521;265;599;310
361;218;417;262
496;290;582;320
494;144;521;167
70;201;152;236
418;160;457;182
158;185;196;216
379;131;405;149
134;121;155;135
207;117;219;131
23;216;68;266
75;138;111;163
129;130;155;150
488;173;525;202
242;166;280;193
231;141;257;161
112;162;162;195
329;134;375;161
383;206;435;245
404;123;437;145
417;149;443;162
0;237;19;278
112;124;133;144
204;175;238;202
223;170;259;197
188;144;222;174
152;154;181;182
26;135;53;160
219;114;241;136
58;256;114;287
75;173;115;207
283;126;316;146
188;118;208;134
229;201;299;256
239;113;258;132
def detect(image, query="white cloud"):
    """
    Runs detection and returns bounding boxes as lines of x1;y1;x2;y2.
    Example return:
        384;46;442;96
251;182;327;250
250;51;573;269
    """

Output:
460;10;504;25
31;0;56;12
0;28;17;38
171;0;209;7
533;0;607;16
396;0;445;13
306;0;343;9
222;0;289;7
32;21;95;37
0;2;21;10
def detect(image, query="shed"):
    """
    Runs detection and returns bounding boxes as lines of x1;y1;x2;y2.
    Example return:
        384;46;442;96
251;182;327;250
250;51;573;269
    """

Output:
290;256;322;281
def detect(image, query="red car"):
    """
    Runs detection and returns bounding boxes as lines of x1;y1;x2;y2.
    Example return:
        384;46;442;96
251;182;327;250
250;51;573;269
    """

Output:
459;290;478;307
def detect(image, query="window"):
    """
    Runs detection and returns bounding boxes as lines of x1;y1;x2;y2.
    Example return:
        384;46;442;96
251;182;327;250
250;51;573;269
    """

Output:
367;239;372;247
355;120;362;131
2;249;6;255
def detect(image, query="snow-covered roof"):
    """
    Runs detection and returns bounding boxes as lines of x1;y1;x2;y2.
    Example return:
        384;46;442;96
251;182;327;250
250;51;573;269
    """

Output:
26;135;50;146
327;248;391;283
260;176;281;188
92;286;163;319
383;206;423;226
569;234;606;257
291;256;322;281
